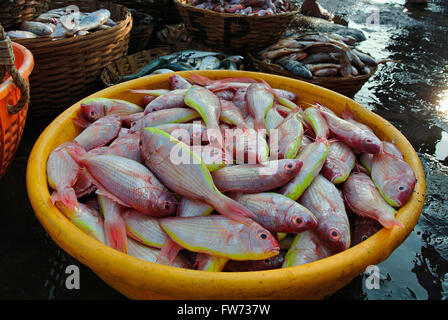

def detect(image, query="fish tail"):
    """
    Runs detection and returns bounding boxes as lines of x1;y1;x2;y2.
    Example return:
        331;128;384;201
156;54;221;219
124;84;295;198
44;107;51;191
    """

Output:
341;104;354;120
65;143;87;165
50;187;79;211
315;135;330;147
379;215;404;229
188;73;212;86
156;238;181;265
209;194;258;224
104;216;128;253
72;110;91;128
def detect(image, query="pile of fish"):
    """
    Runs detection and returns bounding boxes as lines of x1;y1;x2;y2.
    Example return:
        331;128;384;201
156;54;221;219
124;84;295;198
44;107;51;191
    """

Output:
157;23;192;47
257;32;381;79
6;7;117;39
187;0;293;16
46;73;416;272
111;50;244;85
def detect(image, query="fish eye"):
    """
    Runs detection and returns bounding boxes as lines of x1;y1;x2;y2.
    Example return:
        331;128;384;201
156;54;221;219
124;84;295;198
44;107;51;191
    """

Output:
365;138;372;143
361;235;368;241
131;121;137;127
398;186;405;191
284;162;294;170
259;232;268;240
153;107;158;111
89;111;96;118
293;216;304;226
192;262;199;270
329;229;341;241
163;202;171;212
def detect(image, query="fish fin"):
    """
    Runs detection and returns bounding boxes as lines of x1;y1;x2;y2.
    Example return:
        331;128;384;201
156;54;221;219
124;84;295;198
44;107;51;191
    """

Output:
94;189;130;208
187;73;212;86
51;187;79;211
341;104;354;120
156;238;181;265
104;211;128;253
64;144;87;165
72;111;91;128
378;215;404;229
210;194;258;225
315;136;330;147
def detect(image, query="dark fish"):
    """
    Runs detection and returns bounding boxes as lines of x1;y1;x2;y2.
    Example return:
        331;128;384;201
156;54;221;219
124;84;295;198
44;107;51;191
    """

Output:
300;52;337;65
351;215;382;246
277;57;313;79
223;252;285;272
352;49;378;66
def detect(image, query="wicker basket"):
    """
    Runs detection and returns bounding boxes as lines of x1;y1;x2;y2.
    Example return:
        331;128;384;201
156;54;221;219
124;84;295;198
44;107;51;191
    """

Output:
248;53;378;98
173;0;299;53
14;1;132;117
0;0;51;30
100;46;173;87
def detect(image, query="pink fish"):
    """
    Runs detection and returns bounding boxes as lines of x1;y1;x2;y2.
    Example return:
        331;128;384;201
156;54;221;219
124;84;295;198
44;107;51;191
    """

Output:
169;74;192;90
66;152;178;217
144;89;187;114
219;99;248;128
105;133;143;163
185;85;223;146
74;115;121;151
321;141;356;184
299;175;351;252
97;195;128;253
140;127;260;225
224;127;269;164
370;151;416;207
129;108;201;133
211;159;303;193
231;192;318;233
47;142;85;211
343;171;404;229
316;105;382;154
79;97;143;123
232;87;249;117
246;83;274;131
155;122;207;145
121;112;145;128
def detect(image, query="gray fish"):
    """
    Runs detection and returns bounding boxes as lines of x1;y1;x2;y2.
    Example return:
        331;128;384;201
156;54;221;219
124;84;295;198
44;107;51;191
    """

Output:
74;10;109;32
199;56;221;70
6;30;38;39
20;21;53;36
277;56;313;79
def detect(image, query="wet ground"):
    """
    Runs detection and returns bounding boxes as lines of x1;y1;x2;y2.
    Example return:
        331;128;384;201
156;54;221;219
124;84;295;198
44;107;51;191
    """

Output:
1;0;447;300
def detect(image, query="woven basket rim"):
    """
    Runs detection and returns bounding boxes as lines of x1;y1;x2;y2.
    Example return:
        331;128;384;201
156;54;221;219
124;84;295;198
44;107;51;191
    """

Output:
247;52;378;83
174;0;299;19
100;46;174;87
13;1;132;47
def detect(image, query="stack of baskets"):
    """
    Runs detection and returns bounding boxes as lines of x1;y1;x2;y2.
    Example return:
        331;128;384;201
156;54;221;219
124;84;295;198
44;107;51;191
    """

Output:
170;0;377;97
13;0;132;117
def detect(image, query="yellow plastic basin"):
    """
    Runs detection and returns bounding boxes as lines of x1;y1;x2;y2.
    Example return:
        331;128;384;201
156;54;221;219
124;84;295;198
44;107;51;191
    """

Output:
26;70;426;299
